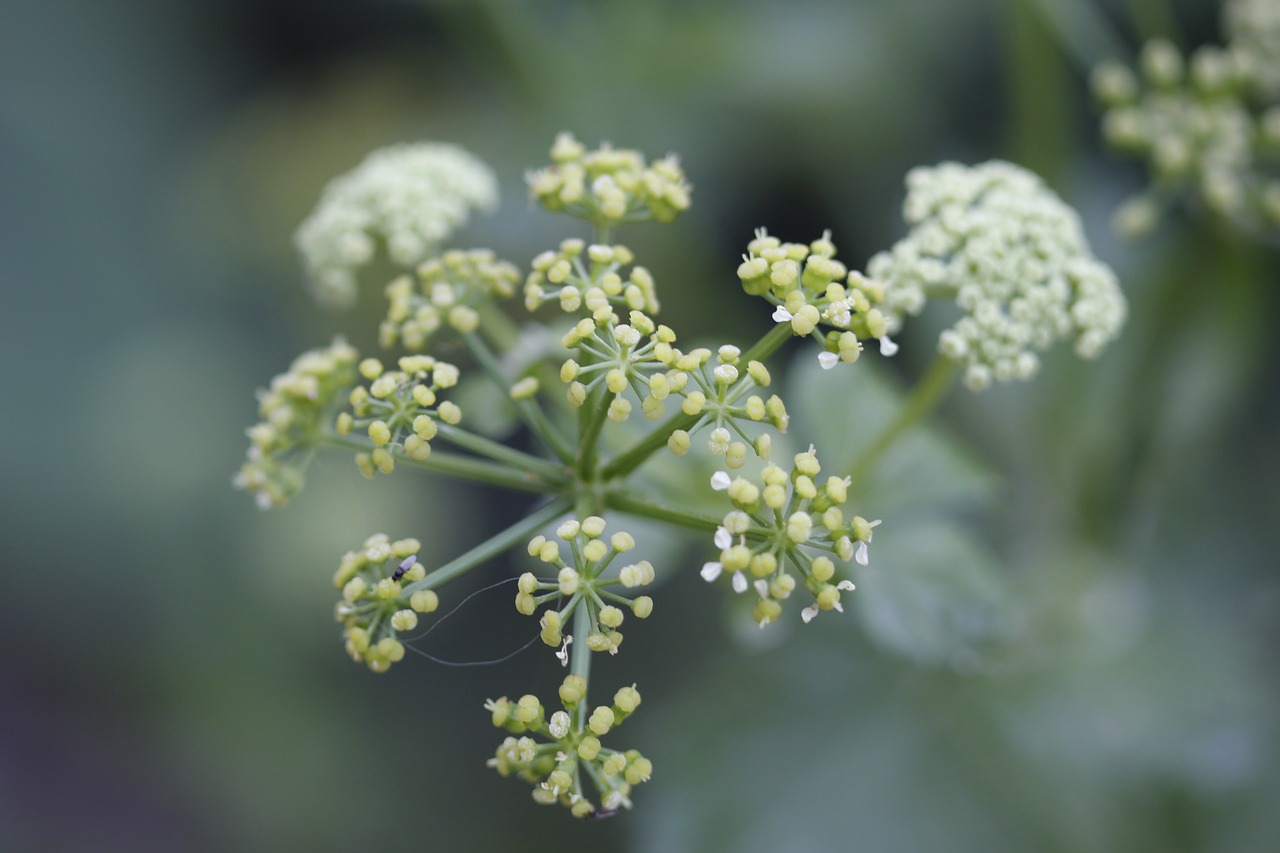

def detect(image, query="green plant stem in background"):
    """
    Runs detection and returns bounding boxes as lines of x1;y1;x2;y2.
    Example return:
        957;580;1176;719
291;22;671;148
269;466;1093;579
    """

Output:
402;496;575;595
1125;0;1183;47
848;356;958;486
1014;0;1128;75
463;330;576;464
325;435;562;494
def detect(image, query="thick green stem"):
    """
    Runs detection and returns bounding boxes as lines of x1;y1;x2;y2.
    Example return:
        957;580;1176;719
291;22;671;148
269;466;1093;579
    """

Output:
740;320;795;366
436;422;569;483
570;602;592;728
577;386;613;480
605;491;723;534
402;496;574;594
325;435;559;494
462;331;576;464
847;356;957;486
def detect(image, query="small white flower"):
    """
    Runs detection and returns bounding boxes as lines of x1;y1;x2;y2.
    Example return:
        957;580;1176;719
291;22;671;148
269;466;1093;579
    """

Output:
555;634;574;667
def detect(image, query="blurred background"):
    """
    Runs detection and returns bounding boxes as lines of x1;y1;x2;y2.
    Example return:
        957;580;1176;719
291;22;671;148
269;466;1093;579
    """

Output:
2;0;1277;850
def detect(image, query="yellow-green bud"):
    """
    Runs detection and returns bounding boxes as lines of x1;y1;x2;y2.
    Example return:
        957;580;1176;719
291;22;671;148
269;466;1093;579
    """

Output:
632;596;653;618
410;590;439;612
391;609;418;631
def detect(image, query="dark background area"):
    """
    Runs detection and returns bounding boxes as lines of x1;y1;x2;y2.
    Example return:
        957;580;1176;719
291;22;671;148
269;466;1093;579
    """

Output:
2;0;1277;850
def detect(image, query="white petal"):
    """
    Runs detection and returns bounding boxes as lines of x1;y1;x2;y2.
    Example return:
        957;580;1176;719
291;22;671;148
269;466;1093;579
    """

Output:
817;351;839;370
801;604;819;623
837;580;856;591
732;572;748;594
701;562;723;582
855;540;869;566
710;471;731;491
772;305;793;323
754;579;770;598
714;526;732;550
879;336;899;356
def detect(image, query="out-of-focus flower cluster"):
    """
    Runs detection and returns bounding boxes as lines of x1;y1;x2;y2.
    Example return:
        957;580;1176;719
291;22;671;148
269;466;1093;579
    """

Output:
295;143;498;309
737;229;896;363
868;161;1127;391
524;240;659;317
337;355;463;478
702;447;874;627
333;534;439;673
527;133;691;227
380;249;520;350
1093;0;1280;238
517;517;655;657
234;338;358;508
487;676;651;817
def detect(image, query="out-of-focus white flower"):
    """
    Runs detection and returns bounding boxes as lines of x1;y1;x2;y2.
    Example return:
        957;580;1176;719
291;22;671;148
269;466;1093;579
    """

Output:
295;143;498;309
868;161;1127;391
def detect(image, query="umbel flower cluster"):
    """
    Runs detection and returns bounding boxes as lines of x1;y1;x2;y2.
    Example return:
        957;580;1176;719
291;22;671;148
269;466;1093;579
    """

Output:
866;161;1127;391
1092;0;1280;238
236;132;1126;817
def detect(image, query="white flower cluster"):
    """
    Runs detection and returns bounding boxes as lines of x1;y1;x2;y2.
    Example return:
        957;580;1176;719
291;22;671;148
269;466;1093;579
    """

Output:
868;161;1127;391
1093;0;1280;237
295;143;499;309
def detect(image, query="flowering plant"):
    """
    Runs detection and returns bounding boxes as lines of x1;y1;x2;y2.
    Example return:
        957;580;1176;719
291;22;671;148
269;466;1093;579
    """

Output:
235;133;1125;817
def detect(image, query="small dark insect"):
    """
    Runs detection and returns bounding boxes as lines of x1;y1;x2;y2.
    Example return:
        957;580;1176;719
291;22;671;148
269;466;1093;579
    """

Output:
392;555;417;582
588;808;617;821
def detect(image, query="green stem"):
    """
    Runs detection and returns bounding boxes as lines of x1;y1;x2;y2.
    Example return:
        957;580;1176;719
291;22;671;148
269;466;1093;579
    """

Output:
436;422;569;483
402;496;575;594
605;492;723;535
847;356;957;486
325;435;560;495
577;385;613;479
740;320;795;366
1015;0;1129;74
1125;0;1182;47
462;331;576;465
570;602;592;721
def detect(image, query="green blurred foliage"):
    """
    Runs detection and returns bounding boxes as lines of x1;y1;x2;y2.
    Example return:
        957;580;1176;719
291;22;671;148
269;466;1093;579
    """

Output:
1;0;1277;850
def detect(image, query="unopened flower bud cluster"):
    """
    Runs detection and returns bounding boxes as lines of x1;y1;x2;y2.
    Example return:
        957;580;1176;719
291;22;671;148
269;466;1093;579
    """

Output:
295;143;498;309
486;675;650;817
702;446;876;626
867;161;1127;390
738;228;897;364
332;534;439;673
1093;0;1280;237
524;239;659;316
518;517;655;658
526;132;691;226
234;338;358;509
380;249;520;350
338;355;463;477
